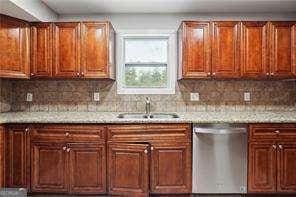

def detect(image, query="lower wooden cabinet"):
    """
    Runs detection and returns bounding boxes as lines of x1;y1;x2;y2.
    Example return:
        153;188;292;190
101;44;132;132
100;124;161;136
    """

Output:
68;143;106;194
108;142;149;196
248;124;296;193
150;142;191;193
5;125;30;189
248;141;277;192
31;141;106;194
31;141;68;193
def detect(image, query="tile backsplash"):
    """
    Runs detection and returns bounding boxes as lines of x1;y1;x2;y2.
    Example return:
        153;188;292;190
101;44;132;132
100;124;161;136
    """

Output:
4;79;295;112
0;79;12;112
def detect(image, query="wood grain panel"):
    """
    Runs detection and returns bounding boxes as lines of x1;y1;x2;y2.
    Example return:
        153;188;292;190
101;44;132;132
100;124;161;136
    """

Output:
248;141;277;192
30;23;53;77
241;22;268;78
212;21;240;78
53;22;80;77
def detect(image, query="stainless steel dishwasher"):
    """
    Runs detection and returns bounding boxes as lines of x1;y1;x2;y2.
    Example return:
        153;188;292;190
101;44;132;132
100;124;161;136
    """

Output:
192;124;248;194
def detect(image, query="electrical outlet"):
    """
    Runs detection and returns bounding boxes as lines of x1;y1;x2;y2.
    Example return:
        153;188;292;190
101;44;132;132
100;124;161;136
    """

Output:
26;93;33;102
190;92;200;101
93;92;100;101
244;92;251;102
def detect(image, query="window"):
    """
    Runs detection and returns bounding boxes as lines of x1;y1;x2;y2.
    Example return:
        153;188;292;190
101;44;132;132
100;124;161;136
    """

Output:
117;30;176;94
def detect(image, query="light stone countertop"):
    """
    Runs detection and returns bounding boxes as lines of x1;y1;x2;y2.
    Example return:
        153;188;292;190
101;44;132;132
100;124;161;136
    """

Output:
0;111;295;124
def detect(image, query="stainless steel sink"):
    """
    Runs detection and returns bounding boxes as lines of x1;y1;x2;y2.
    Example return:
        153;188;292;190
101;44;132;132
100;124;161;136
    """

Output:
148;113;179;119
117;113;179;119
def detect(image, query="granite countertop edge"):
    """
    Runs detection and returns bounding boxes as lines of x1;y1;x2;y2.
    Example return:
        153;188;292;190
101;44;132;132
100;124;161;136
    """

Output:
0;111;296;124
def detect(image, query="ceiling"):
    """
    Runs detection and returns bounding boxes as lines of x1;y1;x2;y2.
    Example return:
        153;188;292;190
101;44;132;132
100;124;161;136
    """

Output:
42;0;296;14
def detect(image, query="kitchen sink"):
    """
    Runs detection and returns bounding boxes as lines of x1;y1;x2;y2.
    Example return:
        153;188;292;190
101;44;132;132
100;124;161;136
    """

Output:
117;113;179;119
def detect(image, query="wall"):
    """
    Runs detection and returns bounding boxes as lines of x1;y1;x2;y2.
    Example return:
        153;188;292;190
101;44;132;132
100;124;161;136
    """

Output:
0;79;12;112
10;80;296;112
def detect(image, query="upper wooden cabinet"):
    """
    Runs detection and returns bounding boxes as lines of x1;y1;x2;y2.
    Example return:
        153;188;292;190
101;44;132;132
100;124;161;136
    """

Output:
30;23;53;78
81;22;115;79
178;21;211;79
269;22;296;78
240;22;269;78
0;15;30;78
178;21;296;79
53;22;81;78
211;21;241;78
30;21;115;79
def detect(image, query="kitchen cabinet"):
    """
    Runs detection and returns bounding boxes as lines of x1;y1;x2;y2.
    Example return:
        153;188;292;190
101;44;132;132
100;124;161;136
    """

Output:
150;141;191;193
5;125;30;189
30;124;107;194
31;21;115;79
248;124;296;193
31;141;67;193
108;142;149;196
212;21;241;78
53;22;81;78
248;141;277;192
240;22;268;78
178;21;241;79
269;22;296;78
107;124;192;195
81;22;115;79
0;14;30;78
69;142;106;194
178;21;211;78
0;126;4;187
30;23;53;78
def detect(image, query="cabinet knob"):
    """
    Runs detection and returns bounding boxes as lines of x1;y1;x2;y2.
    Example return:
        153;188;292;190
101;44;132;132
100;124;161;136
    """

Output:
272;145;277;149
207;72;211;76
279;144;283;149
65;132;70;136
81;72;84;77
62;146;67;151
76;72;80;77
66;148;70;152
270;72;274;76
25;128;29;132
212;72;216;76
144;149;148;154
150;146;154;151
266;73;270;76
274;130;280;134
30;73;34;76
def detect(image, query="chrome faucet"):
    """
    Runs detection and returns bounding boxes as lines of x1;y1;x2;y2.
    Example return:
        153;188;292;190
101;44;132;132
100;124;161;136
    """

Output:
145;97;151;116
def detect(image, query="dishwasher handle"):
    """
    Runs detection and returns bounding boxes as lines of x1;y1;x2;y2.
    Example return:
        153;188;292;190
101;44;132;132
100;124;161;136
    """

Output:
194;127;247;135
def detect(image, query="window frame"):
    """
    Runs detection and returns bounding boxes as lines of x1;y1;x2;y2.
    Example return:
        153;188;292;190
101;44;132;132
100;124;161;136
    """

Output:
116;30;176;94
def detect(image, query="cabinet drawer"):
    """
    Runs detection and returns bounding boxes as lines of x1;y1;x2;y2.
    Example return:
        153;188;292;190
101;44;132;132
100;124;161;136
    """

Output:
107;124;191;142
249;124;296;140
31;124;106;141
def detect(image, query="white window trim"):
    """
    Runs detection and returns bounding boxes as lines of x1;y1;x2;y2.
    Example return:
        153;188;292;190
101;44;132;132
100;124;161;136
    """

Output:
116;29;177;95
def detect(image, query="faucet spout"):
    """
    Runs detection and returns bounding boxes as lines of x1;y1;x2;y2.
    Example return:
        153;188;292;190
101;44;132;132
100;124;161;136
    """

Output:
145;97;151;116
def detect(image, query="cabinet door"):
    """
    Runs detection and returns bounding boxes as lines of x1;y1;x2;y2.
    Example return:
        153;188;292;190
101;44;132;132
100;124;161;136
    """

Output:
5;126;30;188
31;142;68;193
269;22;295;78
53;22;80;77
0;15;29;78
150;141;191;193
241;22;269;78
277;142;296;192
248;142;277;192
68;143;106;194
108;143;149;196
180;21;211;78
30;23;53;77
212;21;240;78
81;22;109;78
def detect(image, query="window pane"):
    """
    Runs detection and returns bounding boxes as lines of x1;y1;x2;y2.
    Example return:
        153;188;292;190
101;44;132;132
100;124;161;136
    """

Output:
124;65;167;87
125;38;168;63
